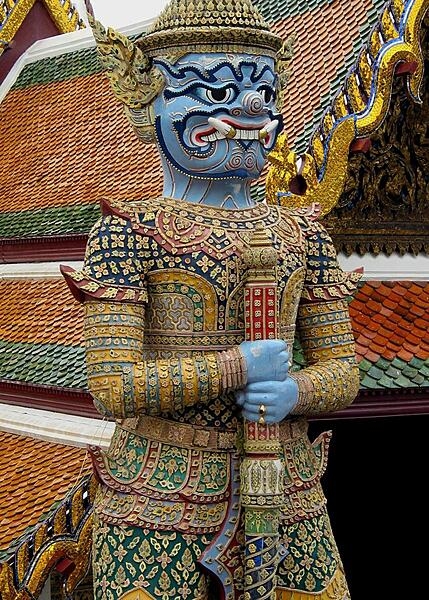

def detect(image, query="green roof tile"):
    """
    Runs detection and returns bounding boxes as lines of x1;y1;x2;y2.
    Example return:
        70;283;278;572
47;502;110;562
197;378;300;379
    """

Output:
256;0;335;22
360;374;379;389
367;365;384;380
412;374;426;386
0;204;100;238
375;357;391;371
377;374;396;389
0;340;86;389
292;0;386;154
402;365;419;379
409;356;425;369
12;47;103;90
357;358;372;372
394;374;415;388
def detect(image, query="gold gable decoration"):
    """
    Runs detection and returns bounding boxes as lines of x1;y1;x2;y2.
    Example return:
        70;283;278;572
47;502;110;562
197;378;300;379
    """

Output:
0;0;85;56
324;20;429;257
267;0;428;217
0;475;97;600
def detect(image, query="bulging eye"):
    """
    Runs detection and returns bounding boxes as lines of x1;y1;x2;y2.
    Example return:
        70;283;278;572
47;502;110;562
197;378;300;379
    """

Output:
259;87;276;104
206;87;236;103
194;86;236;104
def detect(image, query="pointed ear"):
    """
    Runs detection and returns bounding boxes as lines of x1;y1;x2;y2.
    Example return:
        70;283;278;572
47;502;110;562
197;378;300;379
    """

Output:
88;15;164;109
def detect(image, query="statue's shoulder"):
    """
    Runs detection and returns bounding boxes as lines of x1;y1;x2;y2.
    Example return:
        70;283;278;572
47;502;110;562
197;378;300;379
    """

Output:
275;202;326;246
98;197;160;229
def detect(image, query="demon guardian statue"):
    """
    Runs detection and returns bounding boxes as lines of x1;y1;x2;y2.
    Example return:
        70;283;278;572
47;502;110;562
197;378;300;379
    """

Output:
62;1;361;599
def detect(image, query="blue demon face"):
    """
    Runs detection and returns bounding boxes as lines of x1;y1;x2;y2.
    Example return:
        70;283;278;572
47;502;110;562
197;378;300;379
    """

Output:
153;53;283;180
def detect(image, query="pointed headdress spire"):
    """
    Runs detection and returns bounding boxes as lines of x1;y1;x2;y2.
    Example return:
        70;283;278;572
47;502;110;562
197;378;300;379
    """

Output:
139;0;283;57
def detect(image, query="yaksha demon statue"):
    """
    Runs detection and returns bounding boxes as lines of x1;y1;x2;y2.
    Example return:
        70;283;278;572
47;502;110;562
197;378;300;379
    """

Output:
62;1;361;598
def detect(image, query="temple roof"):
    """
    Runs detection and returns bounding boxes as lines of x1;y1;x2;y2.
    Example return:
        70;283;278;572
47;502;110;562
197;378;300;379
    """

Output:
0;278;86;389
0;431;90;553
0;53;161;241
0;431;95;600
261;0;386;152
0;0;85;52
350;281;429;389
0;0;399;242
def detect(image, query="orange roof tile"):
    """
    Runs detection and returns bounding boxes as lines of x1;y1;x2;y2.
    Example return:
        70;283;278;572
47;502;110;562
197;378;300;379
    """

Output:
0;74;163;213
0;279;84;346
273;0;373;147
350;281;429;364
0;431;90;550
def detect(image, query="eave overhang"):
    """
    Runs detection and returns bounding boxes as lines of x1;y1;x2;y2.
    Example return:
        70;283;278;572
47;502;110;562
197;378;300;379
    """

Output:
0;474;96;600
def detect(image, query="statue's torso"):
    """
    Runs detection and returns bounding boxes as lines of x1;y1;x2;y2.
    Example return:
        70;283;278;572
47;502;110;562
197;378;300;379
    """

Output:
87;198;347;598
96;197;309;428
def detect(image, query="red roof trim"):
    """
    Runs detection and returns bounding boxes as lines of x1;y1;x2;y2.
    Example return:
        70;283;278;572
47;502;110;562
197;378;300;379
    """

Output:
0;380;428;421
0;380;99;418
314;389;429;420
0;235;87;263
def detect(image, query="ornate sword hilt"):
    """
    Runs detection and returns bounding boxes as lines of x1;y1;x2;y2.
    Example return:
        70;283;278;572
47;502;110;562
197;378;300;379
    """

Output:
241;223;285;600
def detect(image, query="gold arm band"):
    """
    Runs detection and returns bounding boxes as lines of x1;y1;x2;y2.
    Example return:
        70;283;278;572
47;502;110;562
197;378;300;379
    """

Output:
290;360;360;415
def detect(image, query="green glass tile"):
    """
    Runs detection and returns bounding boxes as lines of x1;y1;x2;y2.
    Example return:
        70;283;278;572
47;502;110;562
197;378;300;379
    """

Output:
420;364;429;377
0;203;100;238
402;365;418;378
0;340;87;389
391;357;408;370
11;33;142;90
375;357;390;371
357;358;372;372
256;0;335;23
411;374;426;386
394;374;415;388
360;374;379;389
377;374;395;388
12;48;101;90
409;356;424;369
385;365;401;378
367;365;384;380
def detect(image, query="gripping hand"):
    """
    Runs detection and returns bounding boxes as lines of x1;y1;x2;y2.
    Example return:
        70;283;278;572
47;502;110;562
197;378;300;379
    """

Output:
237;339;298;423
239;339;290;383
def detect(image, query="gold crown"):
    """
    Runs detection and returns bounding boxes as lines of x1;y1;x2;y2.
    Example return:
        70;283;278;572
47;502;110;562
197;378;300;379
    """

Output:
138;0;283;57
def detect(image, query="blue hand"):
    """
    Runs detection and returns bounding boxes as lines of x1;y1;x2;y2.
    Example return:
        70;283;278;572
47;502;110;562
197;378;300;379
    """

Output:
239;339;290;383
236;378;298;424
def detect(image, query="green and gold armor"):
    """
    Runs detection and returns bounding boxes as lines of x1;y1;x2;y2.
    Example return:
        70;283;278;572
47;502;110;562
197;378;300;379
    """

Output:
63;197;360;600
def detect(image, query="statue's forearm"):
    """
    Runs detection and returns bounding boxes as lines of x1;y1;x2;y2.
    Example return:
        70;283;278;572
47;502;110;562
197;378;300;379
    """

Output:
290;299;360;415
290;359;360;415
85;301;246;419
